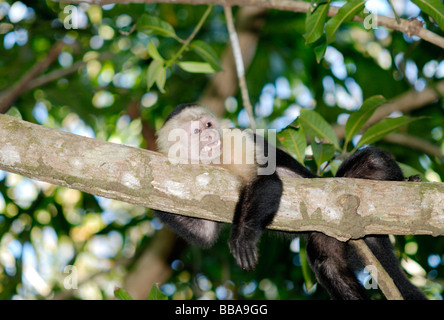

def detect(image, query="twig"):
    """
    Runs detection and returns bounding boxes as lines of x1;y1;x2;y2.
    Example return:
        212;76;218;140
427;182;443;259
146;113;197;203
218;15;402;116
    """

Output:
334;80;444;143
199;6;267;117
224;4;256;130
383;133;444;160
0;41;65;113
166;4;213;67
25;52;113;92
386;0;401;24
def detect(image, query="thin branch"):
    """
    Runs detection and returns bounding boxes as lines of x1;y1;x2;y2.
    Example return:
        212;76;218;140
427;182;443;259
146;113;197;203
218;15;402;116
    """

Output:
383;133;444;160
224;4;256;130
199;6;267;117
166;4;213;68
25;52;113;92
350;239;403;300
333;80;444;156
386;0;400;25
53;0;444;49
367;80;444;129
1;113;444;241
0;41;65;113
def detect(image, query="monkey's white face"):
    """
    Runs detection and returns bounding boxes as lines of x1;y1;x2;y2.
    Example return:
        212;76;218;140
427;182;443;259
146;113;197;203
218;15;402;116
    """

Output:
185;115;222;163
157;106;228;164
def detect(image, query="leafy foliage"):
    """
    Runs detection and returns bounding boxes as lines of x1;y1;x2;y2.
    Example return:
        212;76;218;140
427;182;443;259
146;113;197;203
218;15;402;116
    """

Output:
344;95;386;148
0;0;443;301
114;287;134;300
139;8;220;92
411;0;444;30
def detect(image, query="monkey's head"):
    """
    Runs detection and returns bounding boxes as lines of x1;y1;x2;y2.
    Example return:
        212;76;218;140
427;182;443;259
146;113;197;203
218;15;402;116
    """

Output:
156;104;224;163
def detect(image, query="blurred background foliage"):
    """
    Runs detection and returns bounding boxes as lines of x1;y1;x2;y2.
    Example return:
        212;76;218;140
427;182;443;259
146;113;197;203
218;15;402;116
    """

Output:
0;0;443;300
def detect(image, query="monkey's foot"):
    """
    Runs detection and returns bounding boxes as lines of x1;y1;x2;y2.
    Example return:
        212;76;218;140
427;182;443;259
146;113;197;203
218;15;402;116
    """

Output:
228;236;258;271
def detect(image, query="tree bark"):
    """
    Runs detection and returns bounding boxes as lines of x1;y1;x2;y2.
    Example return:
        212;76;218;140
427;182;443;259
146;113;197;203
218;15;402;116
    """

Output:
1;113;444;241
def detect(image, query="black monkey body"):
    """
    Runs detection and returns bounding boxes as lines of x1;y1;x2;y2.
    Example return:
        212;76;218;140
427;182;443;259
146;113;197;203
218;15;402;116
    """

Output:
155;104;426;300
306;148;426;300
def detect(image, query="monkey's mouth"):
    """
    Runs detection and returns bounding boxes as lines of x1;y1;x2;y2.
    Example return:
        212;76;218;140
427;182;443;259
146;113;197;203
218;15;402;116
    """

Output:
201;140;221;153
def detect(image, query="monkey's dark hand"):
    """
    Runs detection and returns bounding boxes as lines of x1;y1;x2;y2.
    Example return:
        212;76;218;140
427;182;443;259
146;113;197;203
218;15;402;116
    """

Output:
228;230;259;271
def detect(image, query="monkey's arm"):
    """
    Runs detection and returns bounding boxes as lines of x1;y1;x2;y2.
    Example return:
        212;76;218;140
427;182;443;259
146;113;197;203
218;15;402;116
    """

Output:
154;210;222;248
228;171;283;271
306;232;369;299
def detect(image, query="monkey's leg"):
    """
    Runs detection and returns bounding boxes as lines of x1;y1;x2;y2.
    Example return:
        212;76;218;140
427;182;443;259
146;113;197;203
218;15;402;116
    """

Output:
306;232;369;300
336;147;426;299
363;236;427;300
228;172;283;271
155;210;222;248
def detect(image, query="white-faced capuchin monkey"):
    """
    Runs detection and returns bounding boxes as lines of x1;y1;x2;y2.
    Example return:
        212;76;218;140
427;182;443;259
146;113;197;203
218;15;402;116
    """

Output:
154;103;426;300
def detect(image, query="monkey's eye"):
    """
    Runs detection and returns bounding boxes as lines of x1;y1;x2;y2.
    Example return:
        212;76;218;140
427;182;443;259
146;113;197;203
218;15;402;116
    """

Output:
194;128;200;134
206;122;212;128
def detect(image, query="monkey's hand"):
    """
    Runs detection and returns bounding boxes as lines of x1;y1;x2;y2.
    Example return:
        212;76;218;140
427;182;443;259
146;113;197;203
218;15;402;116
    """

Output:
228;228;259;271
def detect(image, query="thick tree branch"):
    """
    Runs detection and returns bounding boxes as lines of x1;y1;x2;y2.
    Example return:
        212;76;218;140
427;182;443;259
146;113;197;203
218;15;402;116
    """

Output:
54;0;444;49
1;114;444;241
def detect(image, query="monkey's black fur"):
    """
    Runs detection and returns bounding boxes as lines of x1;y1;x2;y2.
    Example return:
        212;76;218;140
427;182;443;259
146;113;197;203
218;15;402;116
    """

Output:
305;148;426;300
155;105;426;300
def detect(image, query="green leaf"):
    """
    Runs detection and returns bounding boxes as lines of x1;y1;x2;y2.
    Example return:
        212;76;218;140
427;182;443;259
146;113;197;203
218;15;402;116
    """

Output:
277;125;307;164
138;15;178;39
156;65;166;93
344;95;386;148
304;1;331;44
329;159;342;176
356;116;421;148
177;61;216;74
311;141;335;170
325;0;366;43
190;40;222;72
314;38;328;63
147;41;164;61
147;60;166;92
147;59;163;89
114;287;133;300
148;284;168;300
299;238;316;292
411;0;444;30
299;109;340;150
